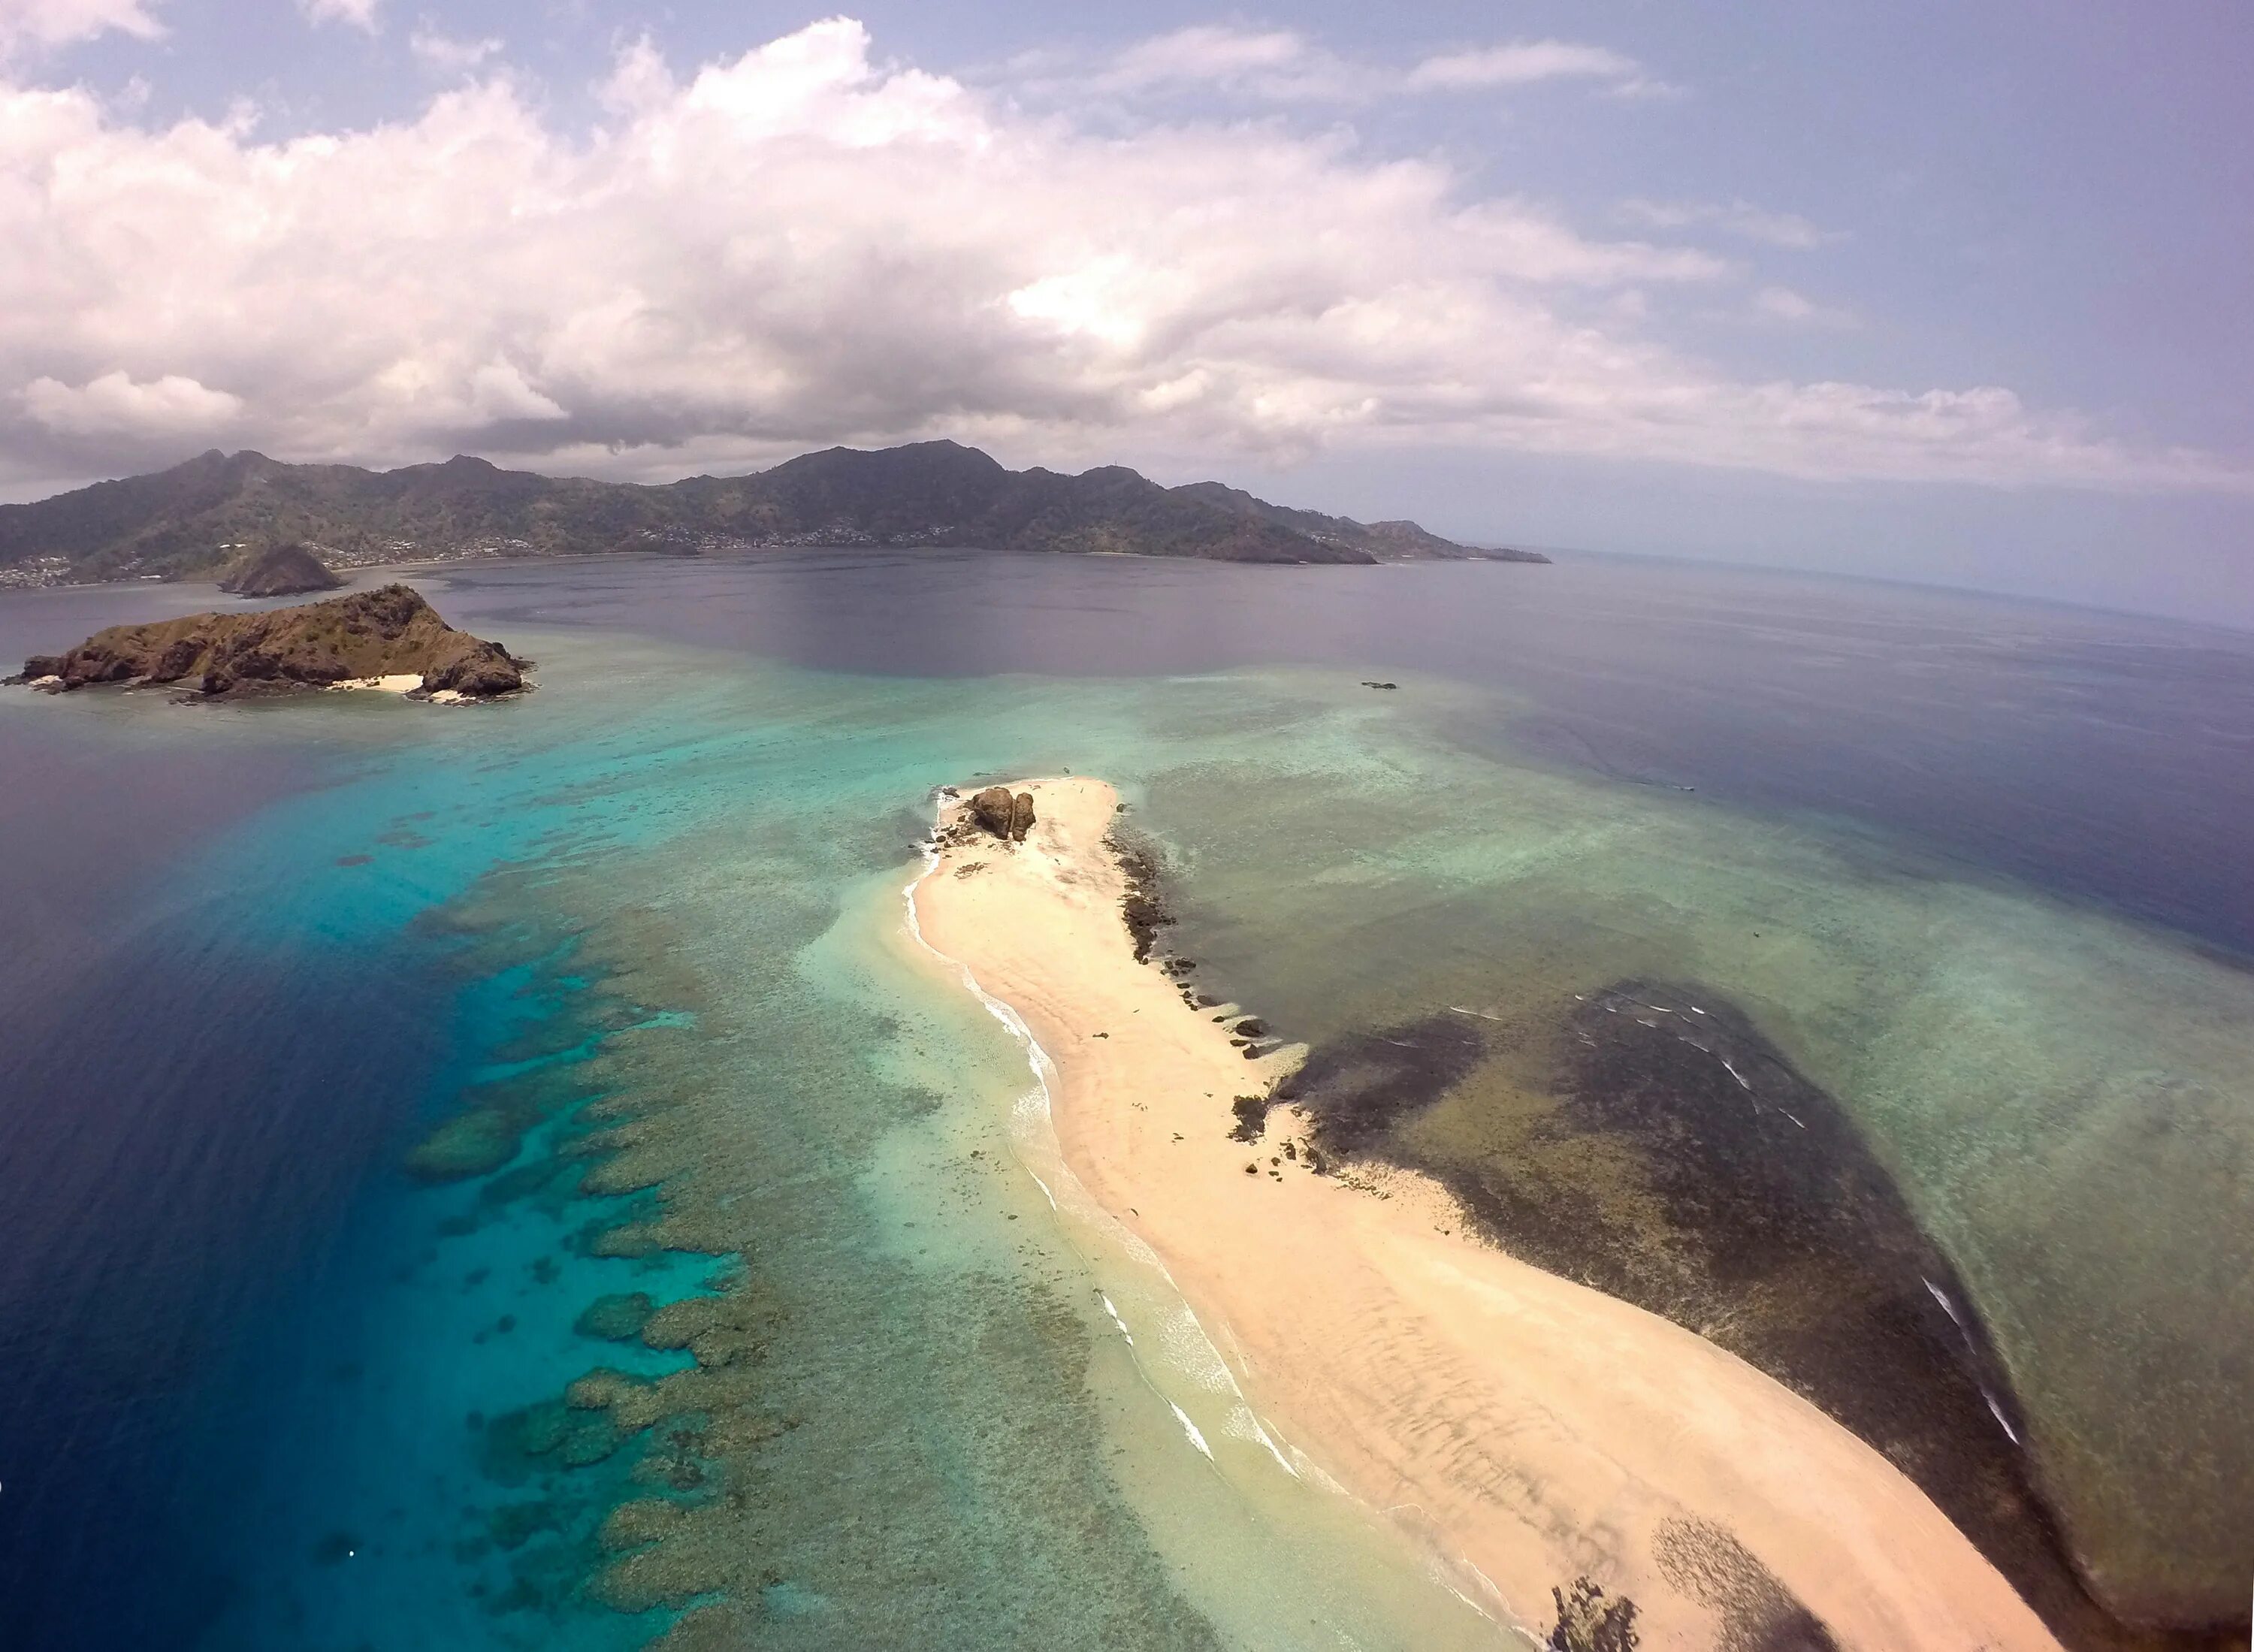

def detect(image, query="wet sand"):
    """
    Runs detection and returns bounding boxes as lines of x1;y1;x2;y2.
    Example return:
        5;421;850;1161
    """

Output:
908;776;2064;1652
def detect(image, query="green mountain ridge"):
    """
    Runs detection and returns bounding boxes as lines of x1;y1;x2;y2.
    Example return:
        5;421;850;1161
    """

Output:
0;440;1548;584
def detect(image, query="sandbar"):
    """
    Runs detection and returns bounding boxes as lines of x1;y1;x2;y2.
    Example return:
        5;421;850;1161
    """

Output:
907;775;2063;1651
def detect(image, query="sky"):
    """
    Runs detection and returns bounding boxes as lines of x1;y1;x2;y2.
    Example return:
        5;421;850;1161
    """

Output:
0;1;2249;624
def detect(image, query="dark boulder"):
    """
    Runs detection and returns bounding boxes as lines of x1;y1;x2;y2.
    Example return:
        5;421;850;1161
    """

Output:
968;786;1036;841
969;786;1016;838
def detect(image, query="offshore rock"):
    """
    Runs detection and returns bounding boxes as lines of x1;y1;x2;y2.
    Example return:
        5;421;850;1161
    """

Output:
8;582;525;700
217;541;344;597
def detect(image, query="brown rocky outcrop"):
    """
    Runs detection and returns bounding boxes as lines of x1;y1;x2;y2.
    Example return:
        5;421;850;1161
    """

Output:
8;582;525;700
968;786;1036;842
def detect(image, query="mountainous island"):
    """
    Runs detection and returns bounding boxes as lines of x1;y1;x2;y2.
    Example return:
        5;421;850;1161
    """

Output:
8;584;525;701
0;440;1547;586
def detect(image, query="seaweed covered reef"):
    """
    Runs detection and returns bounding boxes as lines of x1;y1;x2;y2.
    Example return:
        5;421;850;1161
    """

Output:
1276;979;2231;1652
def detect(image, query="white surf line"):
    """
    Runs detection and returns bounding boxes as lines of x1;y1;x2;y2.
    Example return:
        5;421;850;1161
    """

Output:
1169;1401;1216;1460
1923;1278;2023;1445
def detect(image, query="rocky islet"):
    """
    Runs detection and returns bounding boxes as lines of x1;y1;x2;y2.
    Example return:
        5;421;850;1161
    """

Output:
9;582;527;701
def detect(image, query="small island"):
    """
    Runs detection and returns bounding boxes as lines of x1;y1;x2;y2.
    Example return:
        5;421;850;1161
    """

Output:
217;541;345;598
8;583;527;702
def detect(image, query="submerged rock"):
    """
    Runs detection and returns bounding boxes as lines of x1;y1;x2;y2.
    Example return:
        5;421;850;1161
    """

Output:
404;1107;522;1181
576;1291;658;1342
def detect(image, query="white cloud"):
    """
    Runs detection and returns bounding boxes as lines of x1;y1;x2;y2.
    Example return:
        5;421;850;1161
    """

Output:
1025;28;1666;105
1752;285;1856;328
1621;197;1840;249
0;0;162;53
24;370;241;434
1091;25;1351;101
299;0;378;32
1408;41;1653;92
0;17;2236;495
409;26;500;74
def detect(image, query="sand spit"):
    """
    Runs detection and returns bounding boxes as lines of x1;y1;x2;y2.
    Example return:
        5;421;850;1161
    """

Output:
908;775;2063;1652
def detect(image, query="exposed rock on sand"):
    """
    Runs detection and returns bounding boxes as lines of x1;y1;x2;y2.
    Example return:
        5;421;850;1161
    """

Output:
1108;831;1173;962
969;785;1035;841
8;583;525;700
1545;1578;1645;1652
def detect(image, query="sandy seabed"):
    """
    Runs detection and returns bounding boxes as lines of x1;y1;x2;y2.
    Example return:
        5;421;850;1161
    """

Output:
908;776;2063;1652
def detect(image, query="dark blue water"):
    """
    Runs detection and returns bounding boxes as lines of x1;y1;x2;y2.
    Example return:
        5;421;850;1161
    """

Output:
439;551;2254;956
2;552;2249;1650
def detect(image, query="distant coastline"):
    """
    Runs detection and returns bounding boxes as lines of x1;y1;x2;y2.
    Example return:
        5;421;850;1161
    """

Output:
0;439;1551;587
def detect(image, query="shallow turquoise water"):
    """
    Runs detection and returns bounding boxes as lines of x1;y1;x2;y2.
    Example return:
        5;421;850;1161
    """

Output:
2;554;2249;1647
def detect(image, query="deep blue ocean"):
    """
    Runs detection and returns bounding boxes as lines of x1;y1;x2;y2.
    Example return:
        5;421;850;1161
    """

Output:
1;551;2249;1650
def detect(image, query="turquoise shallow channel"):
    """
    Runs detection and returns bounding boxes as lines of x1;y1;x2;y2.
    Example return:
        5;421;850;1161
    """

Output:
0;551;2248;1651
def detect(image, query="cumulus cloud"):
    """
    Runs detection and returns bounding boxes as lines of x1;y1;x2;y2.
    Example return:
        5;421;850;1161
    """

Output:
0;17;2237;494
1621;197;1841;249
24;370;240;435
0;0;162;53
299;0;378;32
